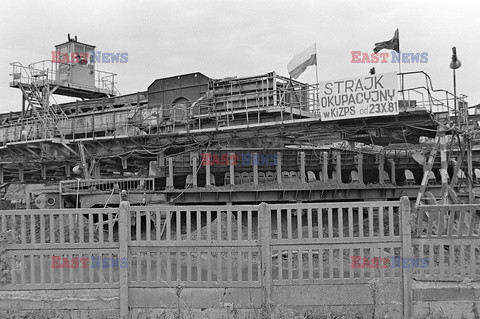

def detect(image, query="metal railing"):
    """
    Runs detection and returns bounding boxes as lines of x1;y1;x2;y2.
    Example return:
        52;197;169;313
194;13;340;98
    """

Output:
1;71;462;145
59;177;155;195
11;60;116;96
399;71;461;116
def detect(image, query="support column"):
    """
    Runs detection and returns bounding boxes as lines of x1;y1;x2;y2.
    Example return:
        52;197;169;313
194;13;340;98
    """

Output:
167;157;174;189
335;151;342;183
78;142;91;179
121;157;128;170
439;127;448;203
389;159;396;186
0;164;3;184
192;156;198;187
22;95;25;118
65;162;71;178
378;154;385;184
467;135;474;203
19;164;24;182
276;152;282;185
41;163;47;180
356;154;364;185
322;152;328;182
206;157;211;187
229;152;235;185
157;151;165;177
300;152;306;183
253;153;259;186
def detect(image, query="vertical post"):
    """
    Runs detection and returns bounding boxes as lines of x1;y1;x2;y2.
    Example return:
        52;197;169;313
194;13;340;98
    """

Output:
389;159;396;185
71;109;76;140
121;157;128;170
59;181;64;209
229;152;235;185
356;154;364;185
19;164;24;182
192;156;198;187
259;202;272;316
22;95;25;130
78;142;91;180
439;127;448;203
26;188;31;209
92;112;95;139
453;67;458;126
335;152;342;183
119;201;130;319
378;154;385;184
276;152;282;185
41;163;47;180
167;157;174;189
253;153;259;186
65;162;71;178
157;151;165;177
206;157;211;187
400;196;412;318
300;152;306;183
322;152;328;182
0;164;4;184
467;135;474;203
157;105;160;132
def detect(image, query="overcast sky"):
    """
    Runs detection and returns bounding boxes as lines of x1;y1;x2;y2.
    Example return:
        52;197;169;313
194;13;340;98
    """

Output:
0;0;479;113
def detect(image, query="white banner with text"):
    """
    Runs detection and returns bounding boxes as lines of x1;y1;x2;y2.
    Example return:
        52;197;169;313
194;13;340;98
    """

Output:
319;72;399;121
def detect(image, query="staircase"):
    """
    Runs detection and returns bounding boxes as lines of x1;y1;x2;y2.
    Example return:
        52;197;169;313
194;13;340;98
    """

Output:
19;82;67;140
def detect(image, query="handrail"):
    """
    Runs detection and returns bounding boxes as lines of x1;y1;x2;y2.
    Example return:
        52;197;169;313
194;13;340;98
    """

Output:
2;70;460;144
398;71;461;115
59;177;155;195
12;59;117;95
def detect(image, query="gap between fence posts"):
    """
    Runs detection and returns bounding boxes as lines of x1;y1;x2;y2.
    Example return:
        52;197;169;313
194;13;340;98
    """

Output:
119;201;130;319
400;196;413;318
259;202;272;315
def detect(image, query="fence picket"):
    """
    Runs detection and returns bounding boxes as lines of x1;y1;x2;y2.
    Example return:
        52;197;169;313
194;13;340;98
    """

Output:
0;199;432;318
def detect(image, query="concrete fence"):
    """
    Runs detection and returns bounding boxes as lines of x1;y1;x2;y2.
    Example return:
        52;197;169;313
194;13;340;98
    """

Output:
0;197;478;318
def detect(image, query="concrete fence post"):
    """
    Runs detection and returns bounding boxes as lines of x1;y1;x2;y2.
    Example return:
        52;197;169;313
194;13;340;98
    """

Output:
400;196;413;318
259;202;272;315
119;201;130;319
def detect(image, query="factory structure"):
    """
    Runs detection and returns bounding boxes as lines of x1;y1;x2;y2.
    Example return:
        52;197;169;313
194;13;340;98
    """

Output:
1;36;477;209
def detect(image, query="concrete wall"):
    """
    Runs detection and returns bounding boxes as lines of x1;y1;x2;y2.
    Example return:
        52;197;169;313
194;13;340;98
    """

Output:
412;281;480;319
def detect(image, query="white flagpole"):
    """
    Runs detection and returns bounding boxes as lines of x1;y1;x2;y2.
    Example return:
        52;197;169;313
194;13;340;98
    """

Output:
314;43;319;115
314;43;319;85
397;29;405;101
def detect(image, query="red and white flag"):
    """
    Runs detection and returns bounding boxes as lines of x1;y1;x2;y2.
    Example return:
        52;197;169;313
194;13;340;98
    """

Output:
287;44;317;79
